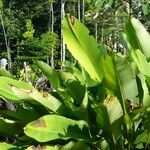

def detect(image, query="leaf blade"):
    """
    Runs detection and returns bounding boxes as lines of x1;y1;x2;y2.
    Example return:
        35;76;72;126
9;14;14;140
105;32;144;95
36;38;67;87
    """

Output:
24;115;90;142
63;15;103;82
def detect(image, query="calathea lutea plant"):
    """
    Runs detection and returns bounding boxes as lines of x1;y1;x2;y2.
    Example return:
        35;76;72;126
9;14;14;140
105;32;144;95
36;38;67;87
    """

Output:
0;14;150;150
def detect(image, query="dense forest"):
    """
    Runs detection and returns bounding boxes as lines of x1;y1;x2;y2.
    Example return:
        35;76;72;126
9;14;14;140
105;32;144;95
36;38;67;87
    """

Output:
0;0;150;79
0;0;150;150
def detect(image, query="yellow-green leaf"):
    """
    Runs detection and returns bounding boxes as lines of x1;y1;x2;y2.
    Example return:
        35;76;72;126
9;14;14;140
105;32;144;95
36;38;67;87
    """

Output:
63;14;103;83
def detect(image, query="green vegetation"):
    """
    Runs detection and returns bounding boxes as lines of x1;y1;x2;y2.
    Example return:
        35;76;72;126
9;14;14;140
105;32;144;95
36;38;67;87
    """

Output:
0;13;150;150
0;0;150;150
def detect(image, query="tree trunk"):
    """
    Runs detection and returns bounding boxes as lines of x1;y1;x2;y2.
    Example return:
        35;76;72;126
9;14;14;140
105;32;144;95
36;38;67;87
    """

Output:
47;56;50;65
50;2;54;68
61;0;65;70
78;0;81;21
95;21;98;42
101;20;104;43
7;38;12;72
23;62;29;83
113;11;119;52
0;14;12;72
93;12;99;42
82;0;85;23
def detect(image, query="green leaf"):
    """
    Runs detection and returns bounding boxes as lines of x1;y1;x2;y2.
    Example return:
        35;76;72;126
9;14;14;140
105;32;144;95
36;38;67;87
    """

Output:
93;96;123;147
81;67;98;87
108;0;114;7
48;0;54;3
61;141;91;150
131;49;150;106
142;4;150;15
135;143;144;149
115;56;138;101
138;73;150;106
131;50;150;77
64;61;97;87
134;130;150;145
0;118;23;137
63;14;103;83
92;0;105;11
0;0;3;13
102;56;118;96
103;56;138;105
1;104;41;124
126;17;150;60
36;61;76;111
36;61;61;90
63;61;85;85
66;80;86;106
0;143;20;150
99;140;110;150
0;68;15;79
24;114;90;142
58;71;77;86
0;77;64;114
0;76;34;101
36;62;76;110
26;145;56;150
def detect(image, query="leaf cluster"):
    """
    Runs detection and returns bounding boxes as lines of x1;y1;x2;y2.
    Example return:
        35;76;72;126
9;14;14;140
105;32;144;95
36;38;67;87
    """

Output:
1;14;150;150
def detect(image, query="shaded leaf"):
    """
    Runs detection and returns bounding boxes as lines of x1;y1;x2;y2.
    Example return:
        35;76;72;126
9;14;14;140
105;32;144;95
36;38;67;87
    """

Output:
138;74;150;106
66;80;86;106
61;141;91;150
103;56;138;106
0;118;23;137
1;104;41;124
134;130;150;145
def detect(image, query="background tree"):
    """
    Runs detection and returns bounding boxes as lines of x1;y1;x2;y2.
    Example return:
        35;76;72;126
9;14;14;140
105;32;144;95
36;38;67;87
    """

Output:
0;0;149;76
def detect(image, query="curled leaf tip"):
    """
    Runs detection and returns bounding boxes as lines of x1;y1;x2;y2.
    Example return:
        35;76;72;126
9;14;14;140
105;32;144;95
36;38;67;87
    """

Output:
69;15;76;27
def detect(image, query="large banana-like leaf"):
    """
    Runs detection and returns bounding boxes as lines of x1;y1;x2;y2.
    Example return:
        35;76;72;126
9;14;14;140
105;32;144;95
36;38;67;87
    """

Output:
126;17;150;60
131;49;150;106
36;61;89;118
102;56;138;108
63;14;103;83
93;96;123;149
36;61;78;111
0;77;63;114
24;114;90;142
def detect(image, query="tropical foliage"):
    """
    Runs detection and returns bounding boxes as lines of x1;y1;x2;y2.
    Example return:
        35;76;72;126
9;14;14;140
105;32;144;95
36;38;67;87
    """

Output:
0;13;150;150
